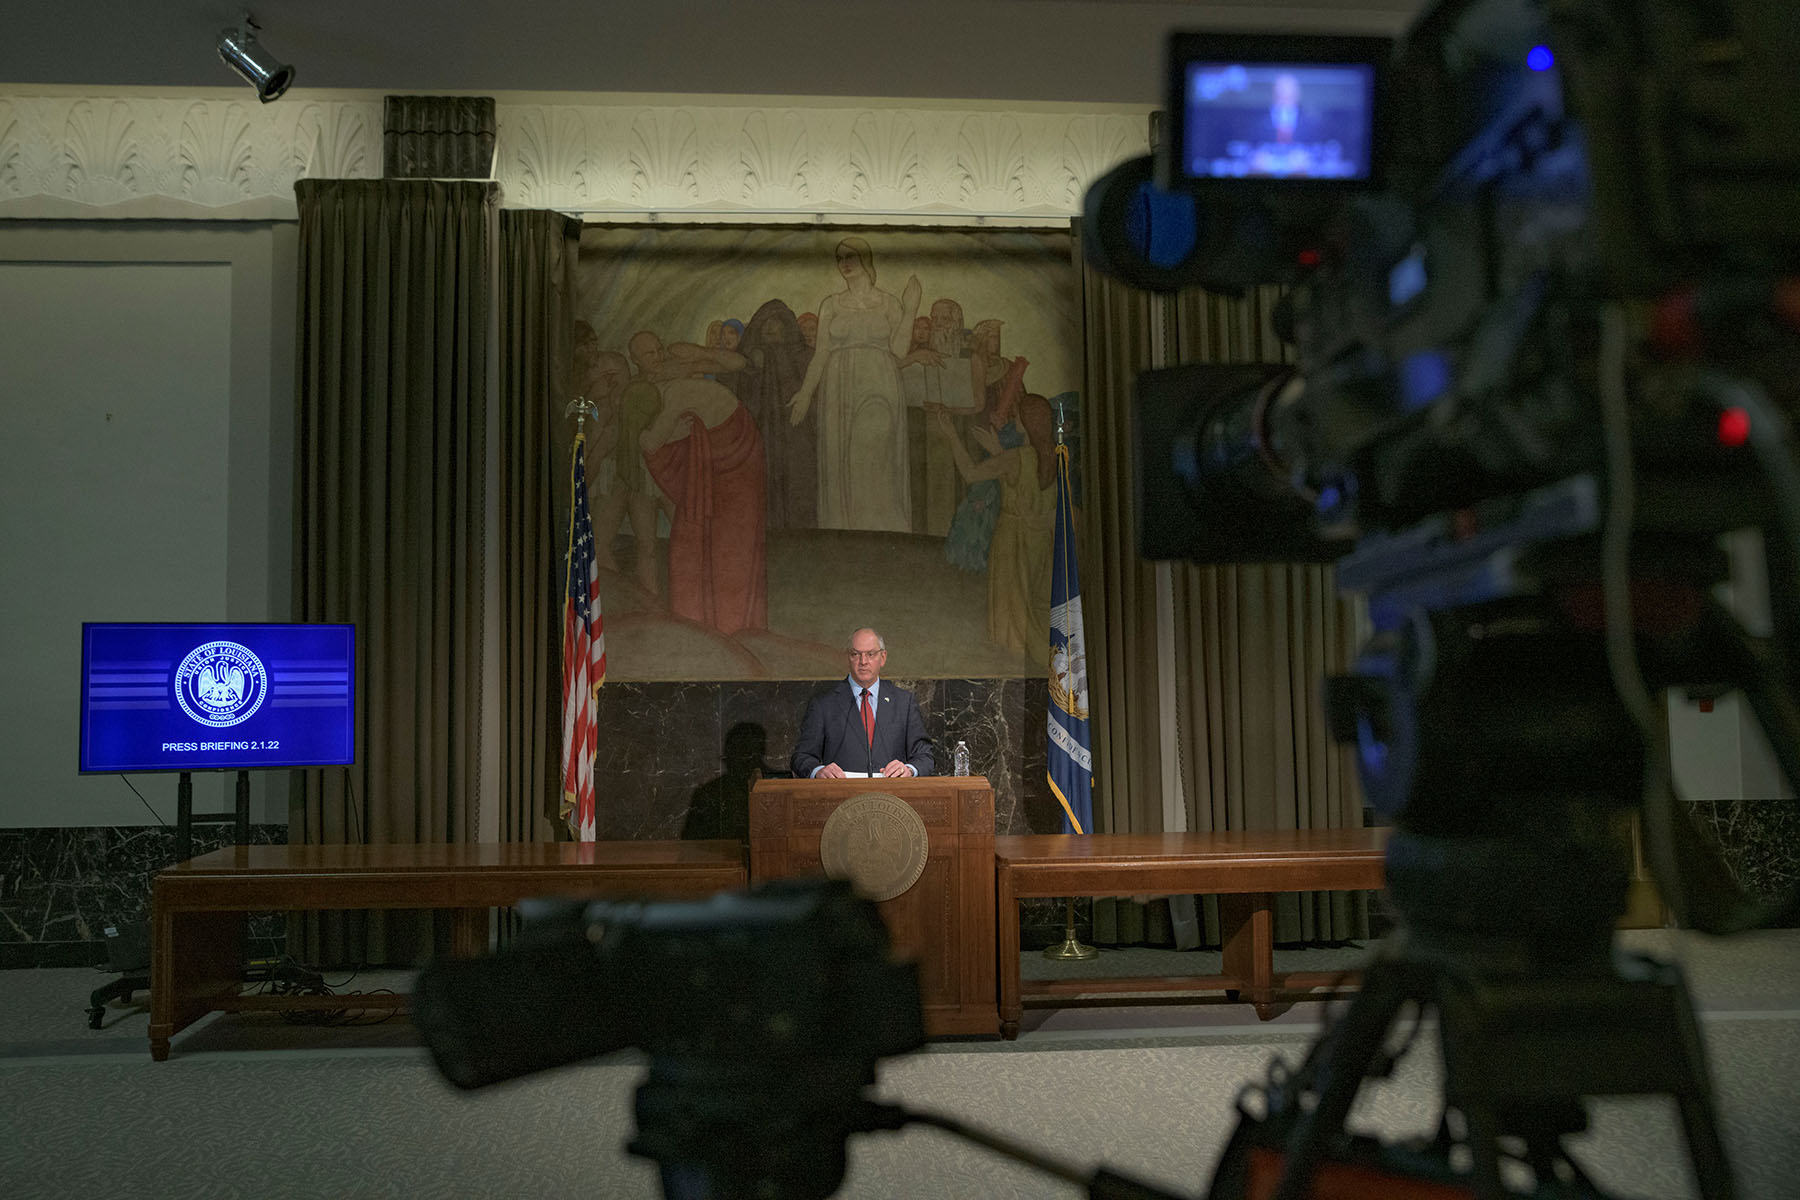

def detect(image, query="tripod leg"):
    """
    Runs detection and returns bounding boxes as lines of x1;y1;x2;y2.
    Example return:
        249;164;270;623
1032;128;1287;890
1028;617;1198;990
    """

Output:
1646;960;1736;1200
1271;959;1422;1200
1460;1105;1508;1200
1676;1090;1736;1200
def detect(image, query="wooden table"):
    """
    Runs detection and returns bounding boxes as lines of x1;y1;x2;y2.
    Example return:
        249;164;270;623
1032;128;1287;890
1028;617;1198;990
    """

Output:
995;829;1387;1037
149;840;746;1060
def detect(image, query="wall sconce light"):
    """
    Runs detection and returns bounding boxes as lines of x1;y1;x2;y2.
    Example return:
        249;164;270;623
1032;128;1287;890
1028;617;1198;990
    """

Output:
216;13;295;103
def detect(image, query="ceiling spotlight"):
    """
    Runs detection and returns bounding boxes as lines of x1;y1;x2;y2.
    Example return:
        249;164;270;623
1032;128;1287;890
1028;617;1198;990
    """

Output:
217;13;295;103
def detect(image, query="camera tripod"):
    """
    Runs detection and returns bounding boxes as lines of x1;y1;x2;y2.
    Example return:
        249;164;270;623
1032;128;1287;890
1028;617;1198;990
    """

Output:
1210;834;1734;1200
1208;513;1749;1199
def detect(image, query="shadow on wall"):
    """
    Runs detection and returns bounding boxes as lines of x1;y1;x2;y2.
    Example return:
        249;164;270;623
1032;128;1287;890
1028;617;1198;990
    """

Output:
682;721;792;843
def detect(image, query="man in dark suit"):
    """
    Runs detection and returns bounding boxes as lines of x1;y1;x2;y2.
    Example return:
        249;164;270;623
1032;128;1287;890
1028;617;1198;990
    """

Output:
791;627;934;779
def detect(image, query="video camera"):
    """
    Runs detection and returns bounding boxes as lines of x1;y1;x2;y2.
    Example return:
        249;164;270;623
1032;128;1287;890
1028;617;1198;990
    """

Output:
418;880;925;1200
1084;0;1800;1196
1093;0;1800;566
1090;0;1800;915
418;878;1181;1200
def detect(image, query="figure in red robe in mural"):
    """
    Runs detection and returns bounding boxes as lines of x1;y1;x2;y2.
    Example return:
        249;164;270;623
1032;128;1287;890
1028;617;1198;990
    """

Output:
641;376;769;636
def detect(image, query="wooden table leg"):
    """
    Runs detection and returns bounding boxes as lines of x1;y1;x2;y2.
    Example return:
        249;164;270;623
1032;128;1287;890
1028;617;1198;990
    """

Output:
149;901;176;1062
997;867;1020;1040
1220;892;1278;1019
149;902;246;1061
450;908;490;957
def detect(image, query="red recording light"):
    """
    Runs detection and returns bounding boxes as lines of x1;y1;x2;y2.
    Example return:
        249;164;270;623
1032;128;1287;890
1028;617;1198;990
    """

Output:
1718;407;1751;448
1297;248;1322;268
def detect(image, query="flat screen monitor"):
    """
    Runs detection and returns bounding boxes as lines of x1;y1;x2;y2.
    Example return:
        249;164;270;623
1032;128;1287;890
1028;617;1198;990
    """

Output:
1166;34;1390;187
79;623;355;773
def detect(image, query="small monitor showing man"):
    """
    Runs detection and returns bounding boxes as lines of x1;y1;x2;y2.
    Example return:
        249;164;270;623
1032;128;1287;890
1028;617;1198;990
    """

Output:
1181;61;1376;181
790;628;934;780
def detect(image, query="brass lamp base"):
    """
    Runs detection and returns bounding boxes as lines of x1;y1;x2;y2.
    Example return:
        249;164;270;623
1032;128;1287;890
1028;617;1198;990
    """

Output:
1041;897;1098;960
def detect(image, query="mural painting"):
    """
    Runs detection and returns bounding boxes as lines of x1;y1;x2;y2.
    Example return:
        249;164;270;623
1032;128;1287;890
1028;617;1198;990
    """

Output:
573;224;1080;682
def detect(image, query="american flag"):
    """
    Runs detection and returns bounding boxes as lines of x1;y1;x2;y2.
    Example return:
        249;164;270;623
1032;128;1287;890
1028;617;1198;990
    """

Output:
561;433;606;841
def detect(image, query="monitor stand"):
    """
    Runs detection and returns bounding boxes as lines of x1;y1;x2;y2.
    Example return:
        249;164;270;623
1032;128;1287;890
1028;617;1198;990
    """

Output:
87;769;256;1029
175;769;252;863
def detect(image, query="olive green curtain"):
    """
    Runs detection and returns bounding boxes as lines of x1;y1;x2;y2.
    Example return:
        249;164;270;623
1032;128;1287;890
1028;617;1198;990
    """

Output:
1076;243;1370;946
290;179;497;964
496;209;581;844
1076;231;1166;839
1170;287;1369;943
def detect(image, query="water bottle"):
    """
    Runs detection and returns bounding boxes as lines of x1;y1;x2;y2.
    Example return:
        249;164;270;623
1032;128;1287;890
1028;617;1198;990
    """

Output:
952;740;970;777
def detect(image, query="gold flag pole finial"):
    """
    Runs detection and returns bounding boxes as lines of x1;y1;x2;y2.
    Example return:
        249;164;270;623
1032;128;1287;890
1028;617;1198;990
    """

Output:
564;394;598;431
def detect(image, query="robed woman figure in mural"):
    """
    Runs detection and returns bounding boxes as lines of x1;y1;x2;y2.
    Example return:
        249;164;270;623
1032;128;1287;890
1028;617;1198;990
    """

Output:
787;237;939;533
735;298;817;531
641;362;769;637
941;318;1029;571
936;392;1058;667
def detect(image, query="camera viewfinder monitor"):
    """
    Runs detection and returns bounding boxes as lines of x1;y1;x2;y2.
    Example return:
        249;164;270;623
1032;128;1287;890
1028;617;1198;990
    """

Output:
80;623;356;773
1165;34;1390;189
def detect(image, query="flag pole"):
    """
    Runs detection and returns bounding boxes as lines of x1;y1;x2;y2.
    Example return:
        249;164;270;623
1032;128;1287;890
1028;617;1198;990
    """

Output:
1044;396;1097;962
560;393;607;843
1043;897;1098;961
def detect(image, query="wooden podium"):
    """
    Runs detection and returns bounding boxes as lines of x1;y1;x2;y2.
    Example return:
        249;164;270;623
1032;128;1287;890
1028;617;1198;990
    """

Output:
750;776;998;1037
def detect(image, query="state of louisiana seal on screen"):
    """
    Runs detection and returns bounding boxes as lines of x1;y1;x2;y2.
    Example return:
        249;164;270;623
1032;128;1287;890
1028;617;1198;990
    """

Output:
174;641;269;728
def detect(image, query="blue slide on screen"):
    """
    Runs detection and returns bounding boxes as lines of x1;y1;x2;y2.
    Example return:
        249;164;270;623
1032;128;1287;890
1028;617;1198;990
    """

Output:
80;623;356;773
1183;61;1376;181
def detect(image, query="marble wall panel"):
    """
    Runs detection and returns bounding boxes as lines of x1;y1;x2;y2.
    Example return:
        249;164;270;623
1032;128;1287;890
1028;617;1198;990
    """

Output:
591;681;726;840
719;680;820;780
0;824;286;967
909;677;1058;835
1684;798;1799;912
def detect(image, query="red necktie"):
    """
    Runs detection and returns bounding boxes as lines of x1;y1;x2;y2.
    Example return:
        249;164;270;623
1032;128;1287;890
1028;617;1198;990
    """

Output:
861;689;874;746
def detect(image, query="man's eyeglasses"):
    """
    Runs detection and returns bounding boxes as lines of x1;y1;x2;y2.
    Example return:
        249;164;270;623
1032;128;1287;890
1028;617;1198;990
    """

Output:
848;650;884;661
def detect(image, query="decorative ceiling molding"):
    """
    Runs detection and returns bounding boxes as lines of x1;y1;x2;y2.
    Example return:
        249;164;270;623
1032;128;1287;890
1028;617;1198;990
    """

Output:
0;95;379;219
0;91;1150;222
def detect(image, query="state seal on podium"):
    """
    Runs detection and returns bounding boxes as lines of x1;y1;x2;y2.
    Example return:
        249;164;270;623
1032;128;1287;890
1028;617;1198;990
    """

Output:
819;791;929;902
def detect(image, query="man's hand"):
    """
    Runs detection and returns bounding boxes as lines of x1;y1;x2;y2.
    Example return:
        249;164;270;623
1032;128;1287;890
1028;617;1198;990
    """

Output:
817;763;848;780
880;760;911;778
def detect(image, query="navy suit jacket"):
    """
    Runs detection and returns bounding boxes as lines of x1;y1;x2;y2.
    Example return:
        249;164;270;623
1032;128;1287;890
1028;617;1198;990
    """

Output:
790;680;934;778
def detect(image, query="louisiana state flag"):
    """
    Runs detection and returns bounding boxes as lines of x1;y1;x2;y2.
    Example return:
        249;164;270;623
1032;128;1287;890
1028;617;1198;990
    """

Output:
1047;443;1093;835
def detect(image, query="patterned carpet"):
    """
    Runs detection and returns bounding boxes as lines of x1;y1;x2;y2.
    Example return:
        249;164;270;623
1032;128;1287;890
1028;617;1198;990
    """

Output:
2;929;1797;1199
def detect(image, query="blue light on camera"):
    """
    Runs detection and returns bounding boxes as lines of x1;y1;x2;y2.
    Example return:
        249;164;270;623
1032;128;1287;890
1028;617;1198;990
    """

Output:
1388;247;1428;306
1128;183;1198;268
1526;45;1554;72
1401;351;1453;412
